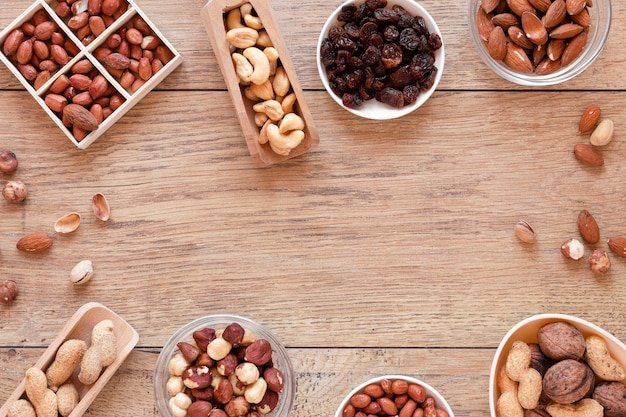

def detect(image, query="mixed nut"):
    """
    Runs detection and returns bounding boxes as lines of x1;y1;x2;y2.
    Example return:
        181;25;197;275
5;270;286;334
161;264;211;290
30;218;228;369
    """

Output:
165;322;286;417
476;0;594;75
497;321;626;417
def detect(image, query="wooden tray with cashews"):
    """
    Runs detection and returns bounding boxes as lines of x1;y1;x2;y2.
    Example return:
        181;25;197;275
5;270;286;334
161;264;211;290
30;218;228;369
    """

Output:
0;302;138;417
201;0;319;167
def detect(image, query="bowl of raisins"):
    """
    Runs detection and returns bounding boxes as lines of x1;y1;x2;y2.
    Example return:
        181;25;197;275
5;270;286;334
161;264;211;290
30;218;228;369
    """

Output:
470;0;611;86
317;0;444;120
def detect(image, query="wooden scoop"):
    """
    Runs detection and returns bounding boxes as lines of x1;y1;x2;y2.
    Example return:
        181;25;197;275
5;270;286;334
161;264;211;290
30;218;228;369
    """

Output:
201;0;319;166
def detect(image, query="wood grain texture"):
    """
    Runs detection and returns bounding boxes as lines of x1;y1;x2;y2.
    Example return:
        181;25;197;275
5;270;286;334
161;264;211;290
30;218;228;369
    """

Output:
1;0;626;416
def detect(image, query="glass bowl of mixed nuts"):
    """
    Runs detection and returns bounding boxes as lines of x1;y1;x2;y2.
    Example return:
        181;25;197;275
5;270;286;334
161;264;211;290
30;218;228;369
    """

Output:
154;314;295;417
470;0;611;86
335;374;454;417
317;0;445;120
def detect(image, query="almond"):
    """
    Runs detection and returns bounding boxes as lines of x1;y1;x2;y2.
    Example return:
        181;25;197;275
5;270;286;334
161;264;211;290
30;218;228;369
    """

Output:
522;12;548;45
544;0;567;29
535;57;561;75
507;0;535;16
577;209;600;244
482;0;501;13
570;8;591;27
549;23;584;39
492;13;520;31
3;28;24;56
488;26;507;60
566;0;586;16
589;119;614;147
560;31;587;67
607;238;626;258
573;143;604;167
63;104;100;131
509;26;534;49
504;42;534;73
16;232;53;252
578;104;601;132
547;39;566;61
476;7;496;42
528;0;551;12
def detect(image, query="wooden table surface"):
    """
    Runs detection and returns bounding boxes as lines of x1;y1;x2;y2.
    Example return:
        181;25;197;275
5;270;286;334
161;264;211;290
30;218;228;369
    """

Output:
1;1;625;416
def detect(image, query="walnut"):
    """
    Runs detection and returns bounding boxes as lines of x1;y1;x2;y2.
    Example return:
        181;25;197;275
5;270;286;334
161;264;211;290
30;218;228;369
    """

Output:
592;381;626;417
537;321;586;361
529;343;553;375
542;359;595;404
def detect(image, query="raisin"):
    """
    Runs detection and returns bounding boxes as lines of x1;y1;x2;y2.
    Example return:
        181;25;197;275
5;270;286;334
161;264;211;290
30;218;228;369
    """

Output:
365;0;388;11
403;84;420;105
320;39;336;68
393;5;415;27
345;69;365;90
338;5;357;22
342;91;363;109
364;66;375;89
412;16;428;36
328;26;346;41
383;25;400;42
381;43;403;69
364;33;384;49
361;45;381;66
336;49;351;72
358;84;373;100
419;67;438;91
359;21;379;41
379;87;404;108
335;35;357;52
428;33;443;51
390;65;414;88
344;21;360;39
410;53;435;79
399;28;419;51
374;8;400;24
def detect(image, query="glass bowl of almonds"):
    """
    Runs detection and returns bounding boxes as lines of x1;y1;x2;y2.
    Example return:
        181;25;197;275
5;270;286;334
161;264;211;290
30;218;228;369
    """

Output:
154;314;295;417
470;0;611;86
335;375;455;417
317;0;445;120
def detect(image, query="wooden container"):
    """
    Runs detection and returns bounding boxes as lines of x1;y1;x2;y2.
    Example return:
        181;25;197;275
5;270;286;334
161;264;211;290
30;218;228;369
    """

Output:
0;302;139;417
0;0;182;149
201;0;319;166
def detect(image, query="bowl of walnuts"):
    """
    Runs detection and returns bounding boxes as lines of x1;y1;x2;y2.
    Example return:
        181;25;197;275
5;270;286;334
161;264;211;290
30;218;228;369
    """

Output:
317;0;445;120
490;313;626;417
154;314;295;417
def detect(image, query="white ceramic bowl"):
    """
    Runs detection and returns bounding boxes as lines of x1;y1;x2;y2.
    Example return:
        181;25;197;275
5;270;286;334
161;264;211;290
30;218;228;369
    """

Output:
469;0;611;86
317;0;445;120
154;314;295;417
335;375;455;417
489;313;626;417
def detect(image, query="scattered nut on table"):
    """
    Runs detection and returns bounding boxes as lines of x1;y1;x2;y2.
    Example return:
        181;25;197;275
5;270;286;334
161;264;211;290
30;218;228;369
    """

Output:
0;150;18;173
70;260;94;284
0;279;19;305
3;180;28;203
514;220;536;243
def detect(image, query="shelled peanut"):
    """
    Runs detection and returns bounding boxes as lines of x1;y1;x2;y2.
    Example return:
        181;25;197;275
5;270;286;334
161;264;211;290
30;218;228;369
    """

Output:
224;3;305;156
44;59;126;141
54;0;130;46
93;14;175;93
1;9;78;89
165;322;286;417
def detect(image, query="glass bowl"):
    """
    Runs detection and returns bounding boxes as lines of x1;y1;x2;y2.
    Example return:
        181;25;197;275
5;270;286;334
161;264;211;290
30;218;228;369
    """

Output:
335;375;455;417
489;313;626;417
154;314;295;417
316;0;445;120
469;0;611;86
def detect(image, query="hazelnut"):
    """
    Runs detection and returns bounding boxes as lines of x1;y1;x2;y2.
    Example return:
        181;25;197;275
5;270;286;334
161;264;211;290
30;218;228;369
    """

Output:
235;362;260;385
561;238;585;260
182;365;213;390
589;249;611;274
213;377;234;404
168;352;191;376
193;327;217;351
0;150;18;173
229;373;246;396
256;389;278;414
191;386;214;401
166;376;185;396
217;353;238;376
209;409;229;417
225;395;250;417
263;367;284;393
244;377;267;404
223;322;245;345
244;339;272;366
177;341;201;363
3;180;27;203
188;401;213;417
208;337;233;361
0;279;19;304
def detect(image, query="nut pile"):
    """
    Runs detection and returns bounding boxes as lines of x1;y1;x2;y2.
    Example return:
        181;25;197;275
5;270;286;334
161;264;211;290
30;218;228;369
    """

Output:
54;0;129;46
342;378;450;417
165;322;285;417
319;0;442;109
574;104;614;168
497;321;626;417
224;3;306;156
7;319;118;417
476;0;593;75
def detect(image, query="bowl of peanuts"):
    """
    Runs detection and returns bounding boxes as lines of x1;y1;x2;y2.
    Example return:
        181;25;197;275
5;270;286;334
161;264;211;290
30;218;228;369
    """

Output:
470;0;611;86
490;313;626;417
336;375;454;417
317;0;445;120
154;314;295;417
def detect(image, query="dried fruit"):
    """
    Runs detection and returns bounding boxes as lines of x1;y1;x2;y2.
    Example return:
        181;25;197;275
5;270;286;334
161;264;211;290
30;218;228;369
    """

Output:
574;143;604;167
589;249;611;274
0;150;18;173
515;220;537;243
589;119;614;146
54;212;81;233
92;192;110;221
561;238;585;260
579;104;601;133
3;180;28;203
607;238;626;258
17;232;53;252
577;209;600;244
0;279;19;304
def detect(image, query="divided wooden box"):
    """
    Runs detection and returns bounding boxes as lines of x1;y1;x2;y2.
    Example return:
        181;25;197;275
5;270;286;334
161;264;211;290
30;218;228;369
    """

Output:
201;0;319;166
0;0;182;149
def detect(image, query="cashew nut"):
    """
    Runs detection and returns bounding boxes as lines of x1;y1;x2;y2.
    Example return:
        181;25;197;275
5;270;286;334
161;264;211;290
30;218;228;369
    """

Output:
243;47;271;85
225;8;245;30
239;3;253;18
263;47;279;76
244;86;260;101
266;123;304;156
226;27;258;49
272;66;291;97
249;79;275;101
254;112;268;128
258;119;273;145
279;113;305;134
281;93;297;114
257;29;273;47
232;52;253;84
244;14;264;30
253;100;284;121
